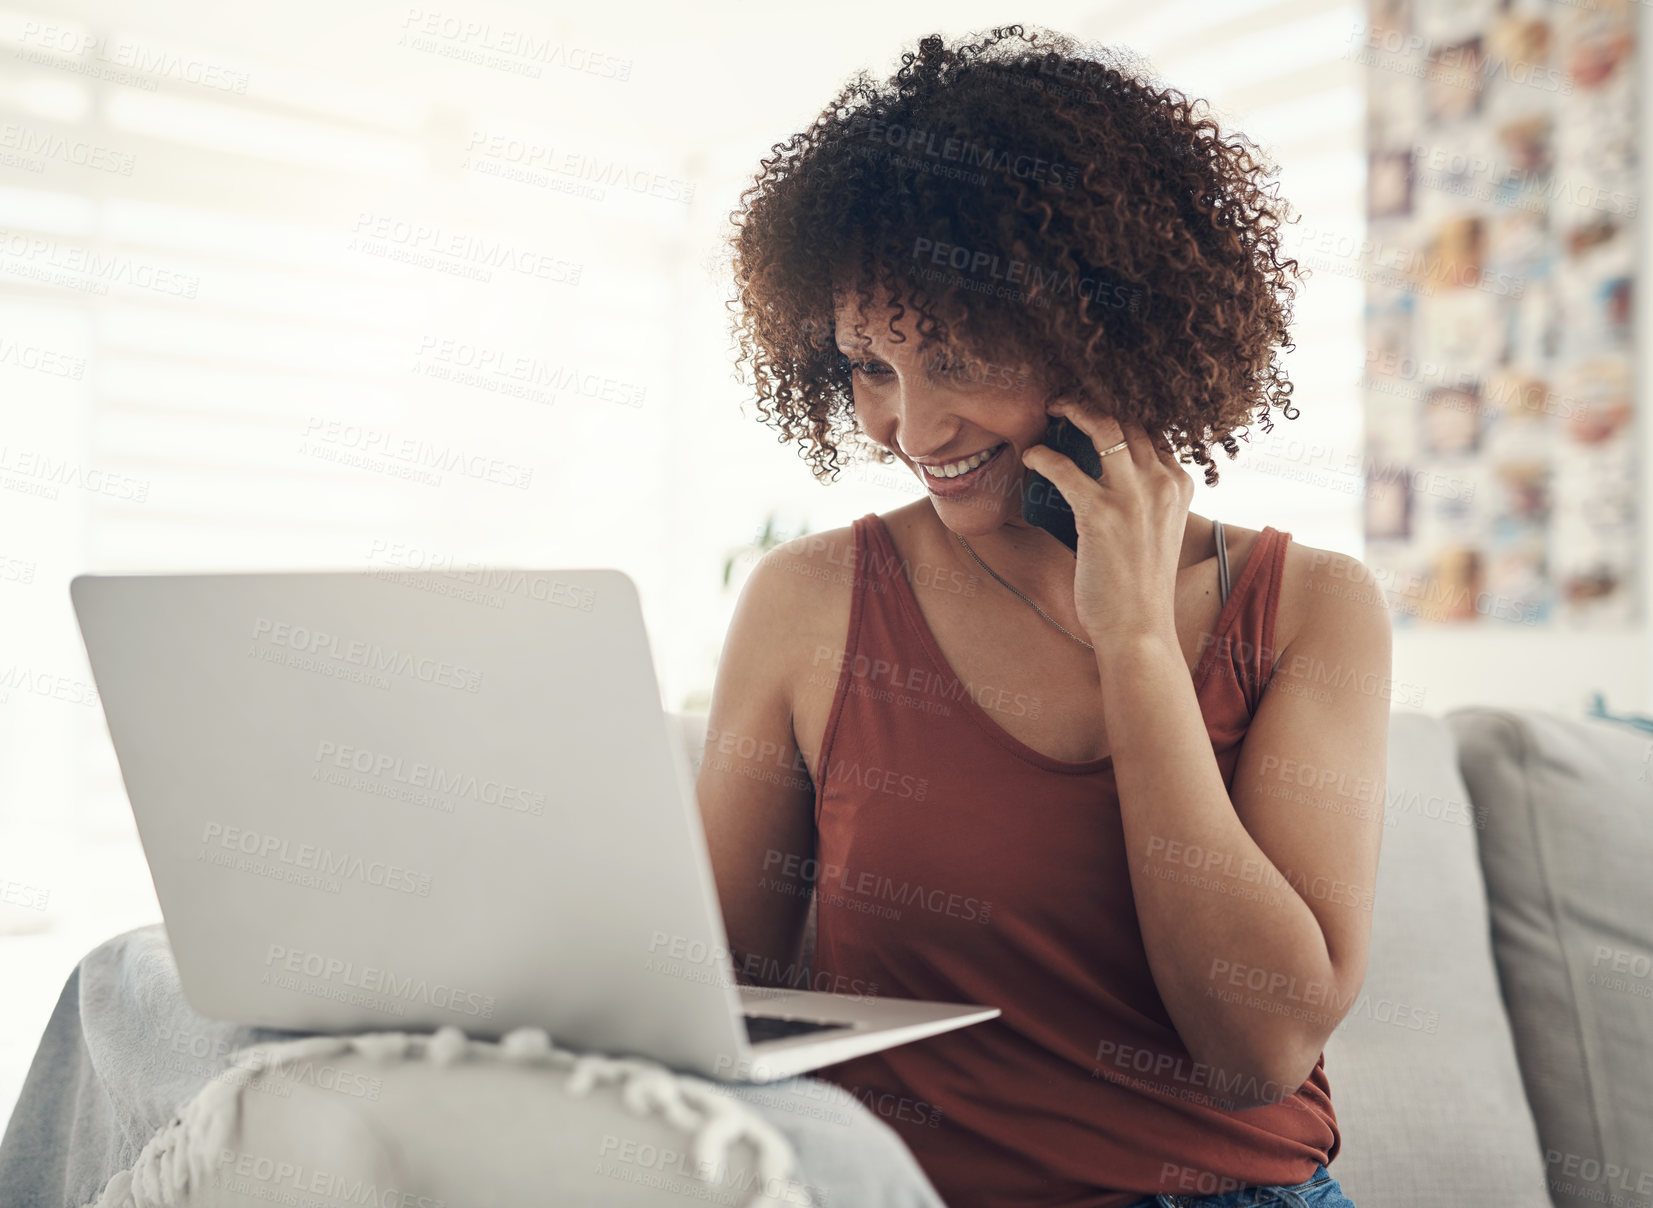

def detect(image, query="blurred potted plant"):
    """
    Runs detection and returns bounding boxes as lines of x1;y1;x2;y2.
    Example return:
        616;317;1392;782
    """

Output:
721;511;808;590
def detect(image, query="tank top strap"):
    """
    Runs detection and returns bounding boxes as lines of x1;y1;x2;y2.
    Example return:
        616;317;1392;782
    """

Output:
849;511;903;590
1194;525;1293;716
812;514;911;821
1213;518;1231;606
1259;527;1292;689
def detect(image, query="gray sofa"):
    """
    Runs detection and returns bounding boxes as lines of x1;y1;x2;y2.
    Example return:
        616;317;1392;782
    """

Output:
1306;707;1653;1208
6;706;1649;1208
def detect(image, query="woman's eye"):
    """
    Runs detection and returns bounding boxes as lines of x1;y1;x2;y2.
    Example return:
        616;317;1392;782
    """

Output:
843;357;889;378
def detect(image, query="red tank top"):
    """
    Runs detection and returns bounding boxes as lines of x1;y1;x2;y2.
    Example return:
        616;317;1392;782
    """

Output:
811;513;1338;1208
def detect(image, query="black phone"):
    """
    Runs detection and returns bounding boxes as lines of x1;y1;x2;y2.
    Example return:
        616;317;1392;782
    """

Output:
1020;415;1104;554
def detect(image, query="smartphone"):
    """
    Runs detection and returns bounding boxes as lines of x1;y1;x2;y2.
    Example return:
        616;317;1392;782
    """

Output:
1020;415;1104;553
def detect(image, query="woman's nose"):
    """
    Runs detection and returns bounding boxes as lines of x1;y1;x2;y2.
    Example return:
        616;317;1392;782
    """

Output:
880;381;961;460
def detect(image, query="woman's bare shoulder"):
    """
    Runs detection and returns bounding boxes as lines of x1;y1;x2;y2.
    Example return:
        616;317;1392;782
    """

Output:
737;505;935;729
745;502;928;632
1272;531;1387;656
734;520;862;669
1205;521;1359;657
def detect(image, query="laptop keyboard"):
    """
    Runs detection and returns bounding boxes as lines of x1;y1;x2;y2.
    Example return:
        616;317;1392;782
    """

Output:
742;1014;853;1044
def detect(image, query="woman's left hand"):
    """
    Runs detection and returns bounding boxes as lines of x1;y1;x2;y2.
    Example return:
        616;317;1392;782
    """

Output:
1019;398;1195;654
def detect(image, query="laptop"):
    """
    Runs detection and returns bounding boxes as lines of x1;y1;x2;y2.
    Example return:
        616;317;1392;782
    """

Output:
69;566;998;1083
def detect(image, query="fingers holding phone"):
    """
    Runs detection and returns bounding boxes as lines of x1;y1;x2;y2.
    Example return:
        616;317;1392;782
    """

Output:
1017;399;1130;540
1019;399;1192;651
1019;412;1107;553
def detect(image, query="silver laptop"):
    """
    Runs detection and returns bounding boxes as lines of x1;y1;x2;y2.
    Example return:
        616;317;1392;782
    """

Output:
70;566;997;1083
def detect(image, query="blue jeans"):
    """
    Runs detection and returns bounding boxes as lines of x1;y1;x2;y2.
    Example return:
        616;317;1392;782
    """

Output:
1121;1162;1356;1208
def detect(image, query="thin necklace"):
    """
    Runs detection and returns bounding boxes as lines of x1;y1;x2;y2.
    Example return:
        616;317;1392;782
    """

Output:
953;532;1095;652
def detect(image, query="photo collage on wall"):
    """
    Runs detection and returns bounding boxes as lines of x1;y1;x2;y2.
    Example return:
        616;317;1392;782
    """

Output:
1361;0;1637;626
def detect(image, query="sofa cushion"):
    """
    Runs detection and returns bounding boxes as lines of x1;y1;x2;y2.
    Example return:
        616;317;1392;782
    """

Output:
1319;710;1550;1207
1447;707;1653;1208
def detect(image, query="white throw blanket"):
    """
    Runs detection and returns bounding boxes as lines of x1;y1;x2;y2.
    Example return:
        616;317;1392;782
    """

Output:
0;925;949;1208
89;1025;810;1208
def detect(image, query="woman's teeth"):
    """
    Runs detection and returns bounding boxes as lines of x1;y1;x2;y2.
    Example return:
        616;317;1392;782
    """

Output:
922;443;1005;479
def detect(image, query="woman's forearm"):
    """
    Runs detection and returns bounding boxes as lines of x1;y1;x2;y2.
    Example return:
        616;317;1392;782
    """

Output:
1097;633;1334;1106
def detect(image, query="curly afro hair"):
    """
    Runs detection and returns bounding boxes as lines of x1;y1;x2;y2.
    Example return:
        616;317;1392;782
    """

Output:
721;23;1304;487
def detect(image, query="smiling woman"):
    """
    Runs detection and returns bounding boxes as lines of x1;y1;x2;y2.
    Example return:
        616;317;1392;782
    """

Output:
726;24;1303;490
699;22;1390;1208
